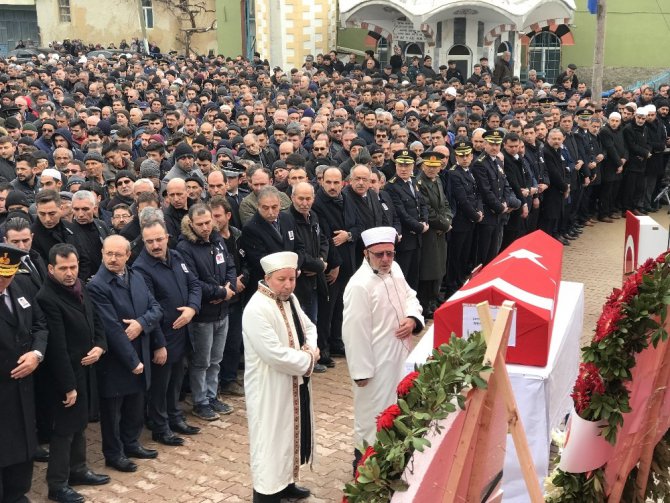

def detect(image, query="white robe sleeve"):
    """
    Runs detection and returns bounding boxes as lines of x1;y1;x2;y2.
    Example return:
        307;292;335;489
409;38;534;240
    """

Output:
402;281;425;331
244;304;312;376
343;281;376;380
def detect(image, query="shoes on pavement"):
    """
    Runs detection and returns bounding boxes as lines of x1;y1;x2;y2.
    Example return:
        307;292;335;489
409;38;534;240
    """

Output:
152;432;184;446
105;456;137;472
209;398;234;415
220;381;245;396
68;470;110;486
193;404;219;421
313;363;327;373
558;237;570;246
34;445;49;463
281;483;311;499
48;486;84;503
125;446;158;459
598;217;614;223
318;357;336;368
170;420;201;435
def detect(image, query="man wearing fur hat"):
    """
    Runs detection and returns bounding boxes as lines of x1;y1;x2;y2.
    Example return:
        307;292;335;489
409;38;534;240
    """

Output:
242;251;318;502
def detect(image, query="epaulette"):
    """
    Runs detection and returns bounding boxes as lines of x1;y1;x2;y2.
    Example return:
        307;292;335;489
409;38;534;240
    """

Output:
476;154;486;163
417;179;423;185
389;176;397;183
449;165;457;171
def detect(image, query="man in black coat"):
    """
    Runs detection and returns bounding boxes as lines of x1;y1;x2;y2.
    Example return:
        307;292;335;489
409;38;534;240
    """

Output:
312;166;362;357
164;178;189;247
0;243;48;503
134;218;203;444
383;149;429;290
343;164;388;267
501;133;531;250
37;244;109;503
32;190;92;281
87;235;165;473
240;185;304;297
622;108;652;215
446;141;483;295
71;190;111;282
539;129;571;243
472;130;519;265
286;182;329;369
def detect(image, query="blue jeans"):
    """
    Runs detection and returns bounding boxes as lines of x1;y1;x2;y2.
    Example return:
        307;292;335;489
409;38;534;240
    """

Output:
189;317;229;406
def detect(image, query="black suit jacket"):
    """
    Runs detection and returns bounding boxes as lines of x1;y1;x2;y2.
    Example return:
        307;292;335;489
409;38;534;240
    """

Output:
0;278;48;467
87;266;164;398
384;176;429;251
448;166;483;232
37;276;107;435
239;211;304;292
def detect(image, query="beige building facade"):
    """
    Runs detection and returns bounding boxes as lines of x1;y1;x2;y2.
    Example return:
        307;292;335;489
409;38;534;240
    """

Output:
2;0;218;55
254;0;337;70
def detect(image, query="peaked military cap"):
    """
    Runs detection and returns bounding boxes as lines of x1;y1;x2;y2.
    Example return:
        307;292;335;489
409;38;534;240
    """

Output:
483;129;504;144
393;149;417;164
454;140;474;156
420;151;445;168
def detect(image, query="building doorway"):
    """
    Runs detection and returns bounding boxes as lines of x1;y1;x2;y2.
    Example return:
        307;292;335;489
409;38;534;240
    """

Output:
447;44;471;81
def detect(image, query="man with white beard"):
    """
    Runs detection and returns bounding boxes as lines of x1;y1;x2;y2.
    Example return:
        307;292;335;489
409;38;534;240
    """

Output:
242;251;319;502
342;226;424;469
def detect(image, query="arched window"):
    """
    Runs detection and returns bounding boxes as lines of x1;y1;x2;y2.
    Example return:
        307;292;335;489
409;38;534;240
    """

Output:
529;31;561;84
404;43;423;60
448;44;472;80
377;36;390;67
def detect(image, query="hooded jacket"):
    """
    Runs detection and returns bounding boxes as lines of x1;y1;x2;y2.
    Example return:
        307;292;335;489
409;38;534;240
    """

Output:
176;215;237;323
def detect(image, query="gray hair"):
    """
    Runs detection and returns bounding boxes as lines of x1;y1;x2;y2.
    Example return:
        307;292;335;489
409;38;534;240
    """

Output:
139;207;165;229
71;190;97;206
134;178;154;190
257;185;281;202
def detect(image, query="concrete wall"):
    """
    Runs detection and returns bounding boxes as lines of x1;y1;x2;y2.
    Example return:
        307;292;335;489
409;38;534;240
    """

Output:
35;0;218;55
563;0;670;69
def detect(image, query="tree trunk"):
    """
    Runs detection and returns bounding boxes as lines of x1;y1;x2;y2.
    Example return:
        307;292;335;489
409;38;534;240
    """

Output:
591;0;607;100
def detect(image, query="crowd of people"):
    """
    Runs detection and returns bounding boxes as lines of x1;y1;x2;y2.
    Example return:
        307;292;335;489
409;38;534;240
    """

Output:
0;40;669;502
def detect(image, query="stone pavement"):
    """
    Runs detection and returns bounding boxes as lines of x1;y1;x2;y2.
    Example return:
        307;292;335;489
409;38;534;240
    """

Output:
29;213;669;502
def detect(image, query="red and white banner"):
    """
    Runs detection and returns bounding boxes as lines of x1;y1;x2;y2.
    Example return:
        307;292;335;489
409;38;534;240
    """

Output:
434;231;563;366
623;211;667;275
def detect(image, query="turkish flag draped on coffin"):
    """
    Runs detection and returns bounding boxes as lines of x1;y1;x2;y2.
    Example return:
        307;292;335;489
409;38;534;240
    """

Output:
434;230;563;366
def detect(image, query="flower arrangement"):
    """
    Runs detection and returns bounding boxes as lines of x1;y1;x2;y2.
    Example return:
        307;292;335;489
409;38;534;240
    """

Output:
342;332;491;502
546;251;670;502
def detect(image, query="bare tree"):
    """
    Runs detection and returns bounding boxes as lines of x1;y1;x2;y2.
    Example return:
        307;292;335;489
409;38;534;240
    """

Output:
153;0;216;56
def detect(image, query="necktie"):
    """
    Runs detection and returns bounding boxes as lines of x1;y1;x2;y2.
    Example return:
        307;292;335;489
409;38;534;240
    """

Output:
0;292;14;320
407;180;416;198
272;220;281;235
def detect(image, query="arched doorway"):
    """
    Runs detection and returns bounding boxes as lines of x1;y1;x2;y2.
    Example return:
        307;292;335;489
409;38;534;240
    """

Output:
528;31;561;83
448;44;471;81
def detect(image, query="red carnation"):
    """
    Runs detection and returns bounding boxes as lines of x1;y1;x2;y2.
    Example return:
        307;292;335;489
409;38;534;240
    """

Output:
397;371;420;397
376;404;401;431
342;497;349;503
594;303;623;342
354;446;377;481
656;251;669;264
572;362;605;416
640;257;656;276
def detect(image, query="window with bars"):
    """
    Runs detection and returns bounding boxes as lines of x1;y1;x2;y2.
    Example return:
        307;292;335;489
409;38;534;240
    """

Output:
59;0;71;23
142;0;154;29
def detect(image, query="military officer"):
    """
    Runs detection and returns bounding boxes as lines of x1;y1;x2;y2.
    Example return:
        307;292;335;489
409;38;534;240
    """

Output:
447;141;483;295
471;130;517;266
383;149;429;290
416;151;452;318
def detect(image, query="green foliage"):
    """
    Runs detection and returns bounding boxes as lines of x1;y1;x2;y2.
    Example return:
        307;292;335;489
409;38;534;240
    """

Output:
546;253;670;501
343;333;490;502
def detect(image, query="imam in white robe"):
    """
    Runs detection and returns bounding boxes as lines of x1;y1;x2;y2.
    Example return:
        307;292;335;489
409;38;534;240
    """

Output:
342;259;424;447
242;282;317;495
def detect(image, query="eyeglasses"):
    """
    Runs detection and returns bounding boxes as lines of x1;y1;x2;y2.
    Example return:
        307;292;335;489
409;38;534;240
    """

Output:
103;251;126;259
42;127;54;132
113;213;132;219
369;250;395;259
116;179;133;186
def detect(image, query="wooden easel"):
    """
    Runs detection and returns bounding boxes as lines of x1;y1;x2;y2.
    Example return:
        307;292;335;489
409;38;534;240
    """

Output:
442;300;544;502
